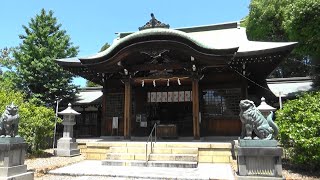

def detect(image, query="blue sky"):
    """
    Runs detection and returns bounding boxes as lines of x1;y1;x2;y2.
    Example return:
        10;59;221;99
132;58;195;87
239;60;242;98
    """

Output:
0;0;250;87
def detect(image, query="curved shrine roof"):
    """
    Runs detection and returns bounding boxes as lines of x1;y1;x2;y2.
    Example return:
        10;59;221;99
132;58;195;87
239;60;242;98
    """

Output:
57;21;296;65
56;21;296;85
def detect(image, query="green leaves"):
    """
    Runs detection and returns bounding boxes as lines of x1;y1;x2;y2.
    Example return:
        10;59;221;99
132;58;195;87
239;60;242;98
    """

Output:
283;0;320;57
0;81;56;153
13;9;79;106
19;102;56;153
245;0;320;79
276;92;320;170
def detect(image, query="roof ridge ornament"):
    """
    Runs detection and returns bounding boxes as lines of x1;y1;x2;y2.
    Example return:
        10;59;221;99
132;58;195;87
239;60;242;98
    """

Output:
139;13;170;31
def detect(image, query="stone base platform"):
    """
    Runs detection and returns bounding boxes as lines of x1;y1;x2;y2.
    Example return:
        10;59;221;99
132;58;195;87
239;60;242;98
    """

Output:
0;137;34;180
0;171;34;180
235;174;284;180
55;138;80;157
236;139;283;179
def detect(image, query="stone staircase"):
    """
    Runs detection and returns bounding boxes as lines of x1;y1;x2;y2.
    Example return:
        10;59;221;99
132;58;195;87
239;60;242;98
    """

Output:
102;142;198;168
78;140;234;168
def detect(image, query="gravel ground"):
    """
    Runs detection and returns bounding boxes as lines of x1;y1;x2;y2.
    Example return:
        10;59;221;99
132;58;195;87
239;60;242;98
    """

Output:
25;149;85;179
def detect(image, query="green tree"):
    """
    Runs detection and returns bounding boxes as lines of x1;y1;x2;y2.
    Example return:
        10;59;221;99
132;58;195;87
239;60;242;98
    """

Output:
245;0;320;79
100;42;110;52
86;80;100;87
276;92;320;170
13;9;79;106
282;0;320;87
85;43;110;87
0;47;24;92
0;47;16;74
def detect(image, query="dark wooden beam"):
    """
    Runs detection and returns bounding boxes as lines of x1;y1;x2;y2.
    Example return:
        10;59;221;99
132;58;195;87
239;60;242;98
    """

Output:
101;83;108;136
192;79;200;140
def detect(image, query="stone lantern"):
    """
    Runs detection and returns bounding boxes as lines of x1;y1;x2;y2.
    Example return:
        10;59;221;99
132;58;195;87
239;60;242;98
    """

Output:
55;103;80;157
257;97;276;118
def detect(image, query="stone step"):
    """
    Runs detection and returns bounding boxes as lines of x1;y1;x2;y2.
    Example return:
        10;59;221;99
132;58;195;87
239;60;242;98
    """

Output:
106;153;146;161
152;142;231;149
147;160;198;168
101;160;198;168
108;147;198;154
199;149;231;156
153;147;198;154
108;147;149;154
106;153;198;162
149;154;198;162
102;160;146;167
80;141;232;149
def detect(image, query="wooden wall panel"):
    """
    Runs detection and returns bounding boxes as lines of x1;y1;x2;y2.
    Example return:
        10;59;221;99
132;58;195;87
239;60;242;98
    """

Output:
201;118;241;136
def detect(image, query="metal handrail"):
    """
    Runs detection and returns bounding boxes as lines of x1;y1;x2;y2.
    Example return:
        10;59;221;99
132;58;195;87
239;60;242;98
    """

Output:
145;123;157;165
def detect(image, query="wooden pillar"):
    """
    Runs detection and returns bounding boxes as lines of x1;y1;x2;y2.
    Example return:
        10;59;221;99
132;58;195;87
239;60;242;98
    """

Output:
124;80;132;139
192;79;200;140
101;86;107;136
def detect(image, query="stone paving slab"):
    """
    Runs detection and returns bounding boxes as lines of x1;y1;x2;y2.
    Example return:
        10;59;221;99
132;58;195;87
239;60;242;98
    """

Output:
49;160;235;180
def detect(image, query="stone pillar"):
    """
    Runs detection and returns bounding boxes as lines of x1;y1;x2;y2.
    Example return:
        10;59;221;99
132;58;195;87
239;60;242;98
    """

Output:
192;79;200;140
0;138;33;180
124;80;132;139
55;103;81;157
236;140;283;179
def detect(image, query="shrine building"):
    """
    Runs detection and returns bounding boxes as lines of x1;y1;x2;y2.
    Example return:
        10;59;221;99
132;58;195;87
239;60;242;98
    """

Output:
56;14;296;140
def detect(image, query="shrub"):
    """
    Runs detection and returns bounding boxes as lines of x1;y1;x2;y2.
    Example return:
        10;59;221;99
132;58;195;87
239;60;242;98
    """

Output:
0;82;56;153
276;92;320;170
19;102;56;152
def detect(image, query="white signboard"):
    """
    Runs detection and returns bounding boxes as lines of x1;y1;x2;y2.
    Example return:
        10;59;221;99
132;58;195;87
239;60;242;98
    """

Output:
156;92;162;102
140;121;147;127
151;92;157;102
179;91;185;102
167;92;173;102
173;91;179;102
112;117;118;129
185;91;191;101
162;92;168;102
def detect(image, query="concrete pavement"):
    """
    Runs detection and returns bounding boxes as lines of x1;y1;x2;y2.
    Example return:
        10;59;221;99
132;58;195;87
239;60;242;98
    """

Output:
49;160;235;180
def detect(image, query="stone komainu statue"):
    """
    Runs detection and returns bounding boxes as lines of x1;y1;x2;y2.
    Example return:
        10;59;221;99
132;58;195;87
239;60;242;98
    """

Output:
239;99;279;140
0;102;20;137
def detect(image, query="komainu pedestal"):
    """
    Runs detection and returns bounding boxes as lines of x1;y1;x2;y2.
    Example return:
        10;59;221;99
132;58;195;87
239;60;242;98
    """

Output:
0;137;33;180
236;140;284;180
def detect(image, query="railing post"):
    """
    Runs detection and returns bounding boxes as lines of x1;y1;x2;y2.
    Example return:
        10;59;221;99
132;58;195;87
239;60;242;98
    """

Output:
145;143;148;164
155;125;157;143
145;123;157;165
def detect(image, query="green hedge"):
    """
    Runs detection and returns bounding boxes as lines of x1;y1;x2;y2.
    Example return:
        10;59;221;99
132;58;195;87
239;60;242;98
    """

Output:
276;92;320;170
